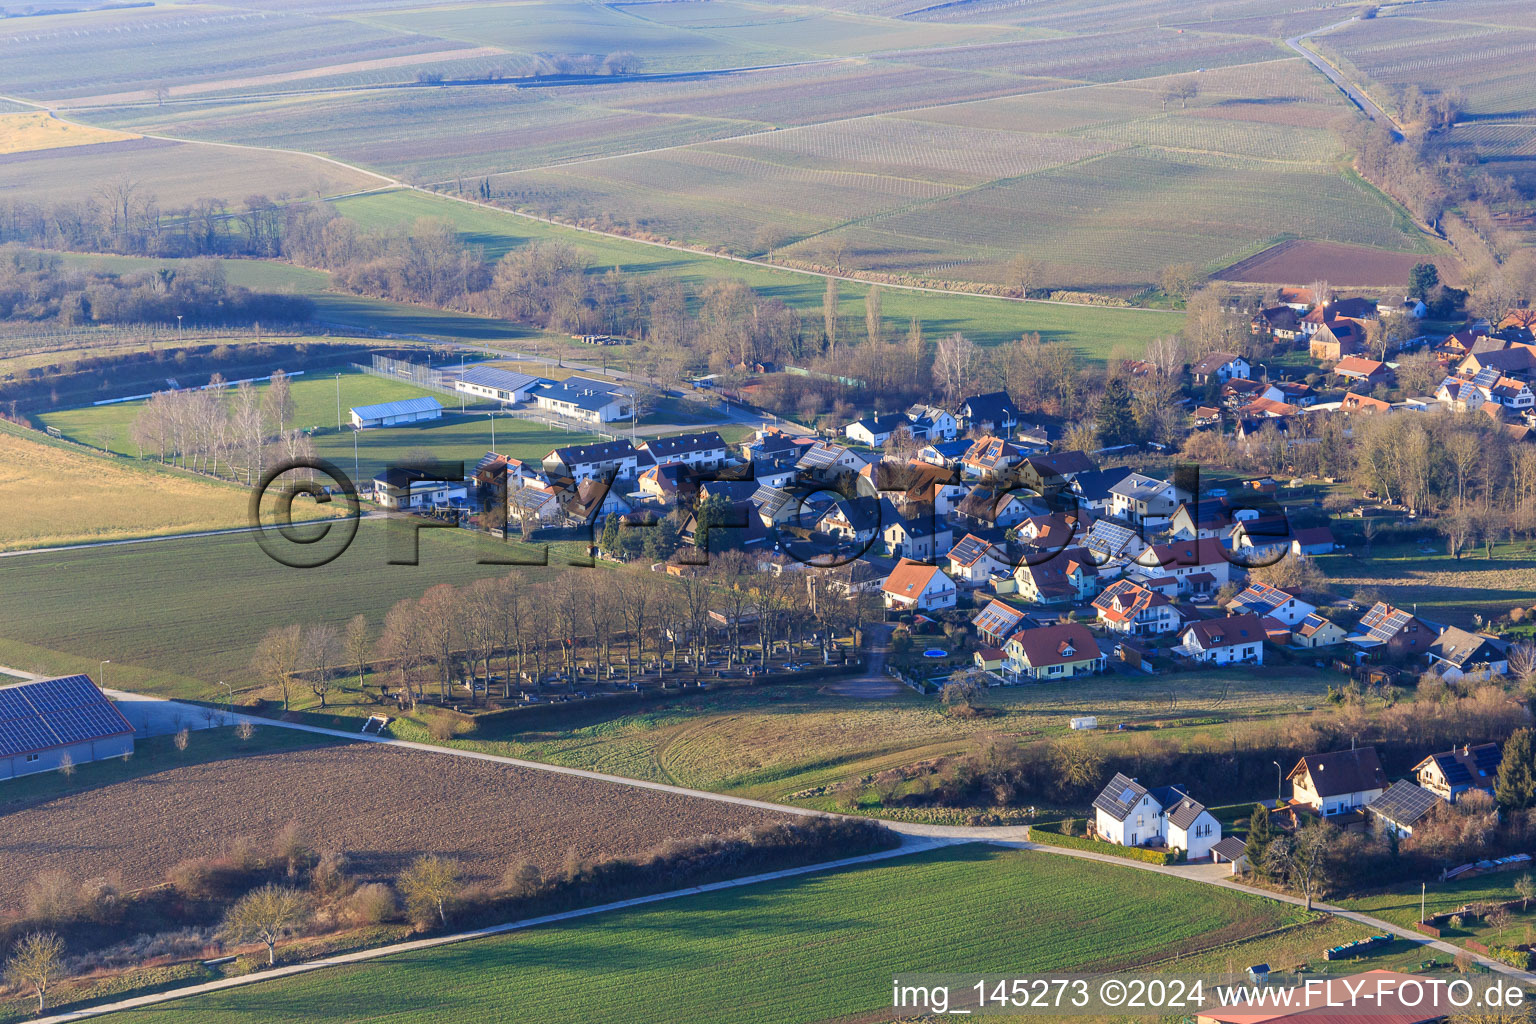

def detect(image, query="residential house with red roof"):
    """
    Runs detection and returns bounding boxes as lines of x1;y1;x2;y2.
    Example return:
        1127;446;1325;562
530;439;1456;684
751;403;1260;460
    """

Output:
881;559;957;612
1174;613;1265;665
1093;579;1178;636
1003;622;1105;681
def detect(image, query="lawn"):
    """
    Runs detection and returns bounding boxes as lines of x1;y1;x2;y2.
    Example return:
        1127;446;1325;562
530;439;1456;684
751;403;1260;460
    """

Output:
0;520;560;698
38;366;606;485
38;367;440;455
1315;538;1536;628
330;188;1182;360
103;845;1311;1024
1340;870;1536;948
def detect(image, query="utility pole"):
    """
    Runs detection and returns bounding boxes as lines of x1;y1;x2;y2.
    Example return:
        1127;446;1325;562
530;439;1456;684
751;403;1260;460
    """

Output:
1421;882;1426;924
460;354;466;412
176;314;183;344
489;411;496;451
335;373;342;431
352;426;360;487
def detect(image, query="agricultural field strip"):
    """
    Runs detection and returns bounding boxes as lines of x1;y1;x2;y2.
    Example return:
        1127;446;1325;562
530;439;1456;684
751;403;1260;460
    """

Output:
19;840;959;1024
430;56;1322;181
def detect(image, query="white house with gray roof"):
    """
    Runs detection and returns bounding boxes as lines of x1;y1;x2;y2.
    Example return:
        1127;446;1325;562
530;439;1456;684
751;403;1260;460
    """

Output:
533;376;633;423
1091;772;1221;858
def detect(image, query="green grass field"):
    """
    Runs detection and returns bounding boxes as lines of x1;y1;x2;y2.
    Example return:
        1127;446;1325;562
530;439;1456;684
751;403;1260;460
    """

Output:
38;365;607;484
0;521;558;699
330;188;1181;359
105;845;1312;1024
1316;538;1536;628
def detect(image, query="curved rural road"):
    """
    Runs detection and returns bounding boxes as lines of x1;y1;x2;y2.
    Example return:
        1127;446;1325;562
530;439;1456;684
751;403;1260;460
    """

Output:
1287;16;1402;135
7;674;1533;1023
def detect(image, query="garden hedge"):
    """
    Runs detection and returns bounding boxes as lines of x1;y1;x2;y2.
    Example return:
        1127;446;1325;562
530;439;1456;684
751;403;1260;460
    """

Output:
1028;824;1182;865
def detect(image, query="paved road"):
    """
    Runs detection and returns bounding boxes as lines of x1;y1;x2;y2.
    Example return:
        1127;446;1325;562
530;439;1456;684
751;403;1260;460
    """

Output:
1287;17;1402;135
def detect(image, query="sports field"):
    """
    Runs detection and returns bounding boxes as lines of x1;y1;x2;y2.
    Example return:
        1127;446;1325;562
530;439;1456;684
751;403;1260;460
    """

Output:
99;845;1313;1024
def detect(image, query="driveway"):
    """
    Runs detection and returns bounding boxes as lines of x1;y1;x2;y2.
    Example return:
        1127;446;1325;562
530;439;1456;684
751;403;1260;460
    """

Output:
823;623;904;698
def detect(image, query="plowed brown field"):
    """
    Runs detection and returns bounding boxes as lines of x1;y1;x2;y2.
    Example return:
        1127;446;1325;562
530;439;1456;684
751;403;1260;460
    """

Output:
0;742;791;910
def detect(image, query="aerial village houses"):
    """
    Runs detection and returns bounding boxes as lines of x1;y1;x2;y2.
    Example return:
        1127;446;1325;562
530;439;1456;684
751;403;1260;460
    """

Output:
637;431;729;471
881;559;957;612
1190;353;1250;386
954;391;1023;434
543;440;642;484
1091;774;1221;858
1425;626;1509;681
1093;579;1178;636
1413;743;1501;804
1174;614;1265;665
1002;622;1103;681
1365;780;1441;837
1288;747;1387;818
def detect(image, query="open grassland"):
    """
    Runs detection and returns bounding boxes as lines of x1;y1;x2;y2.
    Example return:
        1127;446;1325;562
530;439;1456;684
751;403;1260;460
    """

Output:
0;422;332;552
0;741;790;912
0;111;134;154
432;666;1336;804
1342;871;1535;932
0;136;383;206
0;4;478;102
0;522;551;697
1316;540;1536;629
102;845;1312;1024
330;188;1180;358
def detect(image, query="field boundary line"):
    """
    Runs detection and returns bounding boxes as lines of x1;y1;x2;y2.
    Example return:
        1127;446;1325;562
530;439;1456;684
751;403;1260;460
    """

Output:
29;836;960;1024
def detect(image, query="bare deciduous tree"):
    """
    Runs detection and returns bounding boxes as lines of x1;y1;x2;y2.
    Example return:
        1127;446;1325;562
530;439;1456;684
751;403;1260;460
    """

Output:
223;885;308;965
5;931;64;1013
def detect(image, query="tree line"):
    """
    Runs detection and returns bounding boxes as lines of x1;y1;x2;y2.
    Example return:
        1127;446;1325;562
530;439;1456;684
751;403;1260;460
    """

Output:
252;561;882;713
0;246;310;328
127;368;316;484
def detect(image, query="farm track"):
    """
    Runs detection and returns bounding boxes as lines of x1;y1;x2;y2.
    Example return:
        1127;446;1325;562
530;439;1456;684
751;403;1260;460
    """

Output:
7;680;1535;1019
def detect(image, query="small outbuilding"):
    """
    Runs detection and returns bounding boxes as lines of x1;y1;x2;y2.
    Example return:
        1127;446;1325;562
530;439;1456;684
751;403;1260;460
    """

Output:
349;396;444;428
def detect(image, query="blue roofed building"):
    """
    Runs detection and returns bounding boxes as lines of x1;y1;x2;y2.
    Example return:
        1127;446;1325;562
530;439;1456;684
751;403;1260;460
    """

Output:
1;675;135;780
454;366;546;404
531;376;633;424
349;396;444;428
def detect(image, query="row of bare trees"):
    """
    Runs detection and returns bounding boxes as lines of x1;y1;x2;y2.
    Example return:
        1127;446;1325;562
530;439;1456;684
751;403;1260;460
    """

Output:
127;369;314;483
253;562;881;712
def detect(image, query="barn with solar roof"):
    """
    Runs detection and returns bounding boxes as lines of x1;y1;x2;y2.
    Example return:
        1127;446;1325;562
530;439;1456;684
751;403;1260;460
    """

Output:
0;675;134;780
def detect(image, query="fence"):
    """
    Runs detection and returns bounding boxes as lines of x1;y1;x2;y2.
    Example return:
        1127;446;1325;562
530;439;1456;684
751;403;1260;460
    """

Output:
350;359;621;443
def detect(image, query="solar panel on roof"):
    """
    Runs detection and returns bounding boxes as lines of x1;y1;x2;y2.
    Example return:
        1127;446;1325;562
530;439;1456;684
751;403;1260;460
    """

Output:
0;716;60;754
1441;761;1473;785
21;675;101;713
0;687;33;720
